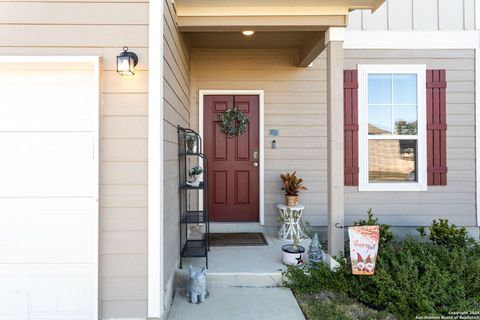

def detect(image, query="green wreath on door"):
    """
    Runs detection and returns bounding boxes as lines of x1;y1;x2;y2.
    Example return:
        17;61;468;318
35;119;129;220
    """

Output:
217;108;249;137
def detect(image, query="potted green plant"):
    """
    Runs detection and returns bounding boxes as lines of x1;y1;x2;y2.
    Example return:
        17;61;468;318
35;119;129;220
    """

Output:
185;134;196;153
280;171;307;206
187;166;203;187
282;233;305;266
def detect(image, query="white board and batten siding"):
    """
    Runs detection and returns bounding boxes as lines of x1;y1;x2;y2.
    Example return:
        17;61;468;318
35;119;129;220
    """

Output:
191;48;477;229
163;0;191;302
348;0;476;31
0;58;99;320
0;1;149;319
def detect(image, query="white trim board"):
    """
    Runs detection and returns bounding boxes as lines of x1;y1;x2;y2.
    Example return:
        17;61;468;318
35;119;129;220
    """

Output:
148;0;164;318
476;0;480;30
357;64;427;192
344;30;479;49
0;56;102;63
0;55;100;319
198;90;265;226
476;49;480;227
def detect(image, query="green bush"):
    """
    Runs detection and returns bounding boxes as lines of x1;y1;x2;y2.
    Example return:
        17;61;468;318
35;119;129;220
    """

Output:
284;218;480;320
417;219;473;248
353;209;394;245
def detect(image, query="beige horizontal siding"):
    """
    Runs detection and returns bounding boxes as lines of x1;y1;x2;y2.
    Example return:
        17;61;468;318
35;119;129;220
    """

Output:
191;48;327;227
192;48;476;229
163;0;191;303
0;25;148;47
0;2;148;24
344;49;476;227
0;1;150;317
0;46;149;70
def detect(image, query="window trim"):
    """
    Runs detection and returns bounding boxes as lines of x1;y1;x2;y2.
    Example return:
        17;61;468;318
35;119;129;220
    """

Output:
358;64;427;192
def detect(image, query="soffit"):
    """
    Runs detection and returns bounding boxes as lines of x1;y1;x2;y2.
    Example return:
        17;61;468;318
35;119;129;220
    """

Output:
174;0;384;16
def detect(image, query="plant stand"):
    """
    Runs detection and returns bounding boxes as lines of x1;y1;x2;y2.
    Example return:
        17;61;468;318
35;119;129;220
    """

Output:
277;204;307;242
178;126;209;269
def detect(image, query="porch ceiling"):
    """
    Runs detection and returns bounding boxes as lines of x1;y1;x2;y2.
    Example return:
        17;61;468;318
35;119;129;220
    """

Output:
175;0;385;67
183;31;319;49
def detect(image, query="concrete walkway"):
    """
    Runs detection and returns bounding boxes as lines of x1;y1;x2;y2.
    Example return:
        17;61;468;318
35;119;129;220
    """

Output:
167;286;306;320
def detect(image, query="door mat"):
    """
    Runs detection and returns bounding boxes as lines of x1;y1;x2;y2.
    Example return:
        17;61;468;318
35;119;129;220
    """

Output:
208;233;268;247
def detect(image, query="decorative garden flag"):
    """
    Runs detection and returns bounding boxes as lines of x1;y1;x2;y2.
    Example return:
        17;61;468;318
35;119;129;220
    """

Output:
348;226;380;275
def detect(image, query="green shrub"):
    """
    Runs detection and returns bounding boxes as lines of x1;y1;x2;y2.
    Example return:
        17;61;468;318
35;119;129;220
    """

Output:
417;219;473;248
284;219;480;320
353;209;394;245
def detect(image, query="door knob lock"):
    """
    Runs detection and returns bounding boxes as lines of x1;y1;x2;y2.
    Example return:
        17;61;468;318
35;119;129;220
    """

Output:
253;162;259;167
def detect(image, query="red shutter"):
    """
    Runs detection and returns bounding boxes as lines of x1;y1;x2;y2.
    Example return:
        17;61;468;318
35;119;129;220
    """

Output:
344;70;359;186
426;69;447;185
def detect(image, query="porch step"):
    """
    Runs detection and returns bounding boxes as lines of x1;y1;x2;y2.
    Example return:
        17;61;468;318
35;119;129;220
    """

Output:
175;269;283;289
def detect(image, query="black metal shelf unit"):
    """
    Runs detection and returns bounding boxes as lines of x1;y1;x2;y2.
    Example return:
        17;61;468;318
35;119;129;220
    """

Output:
177;126;209;268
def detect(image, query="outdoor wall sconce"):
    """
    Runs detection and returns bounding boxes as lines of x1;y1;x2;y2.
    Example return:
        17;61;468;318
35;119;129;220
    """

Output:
117;46;138;76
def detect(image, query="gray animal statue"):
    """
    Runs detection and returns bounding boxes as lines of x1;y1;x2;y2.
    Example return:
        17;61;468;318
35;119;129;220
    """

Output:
308;233;324;268
186;265;208;304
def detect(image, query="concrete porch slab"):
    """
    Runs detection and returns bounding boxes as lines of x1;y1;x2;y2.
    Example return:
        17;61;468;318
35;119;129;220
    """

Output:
176;234;312;287
167;287;306;320
180;234;310;272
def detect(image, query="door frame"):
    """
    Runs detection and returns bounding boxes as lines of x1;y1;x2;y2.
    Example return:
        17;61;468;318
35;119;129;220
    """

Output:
0;55;100;319
199;90;265;225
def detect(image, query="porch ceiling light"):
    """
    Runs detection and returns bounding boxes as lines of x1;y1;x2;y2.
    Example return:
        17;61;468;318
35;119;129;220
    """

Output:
242;30;255;36
116;46;138;76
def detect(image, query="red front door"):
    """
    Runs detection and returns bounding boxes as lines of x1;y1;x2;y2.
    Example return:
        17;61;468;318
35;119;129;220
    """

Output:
203;95;260;222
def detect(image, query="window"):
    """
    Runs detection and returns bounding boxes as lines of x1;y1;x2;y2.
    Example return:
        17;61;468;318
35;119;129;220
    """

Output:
358;65;427;191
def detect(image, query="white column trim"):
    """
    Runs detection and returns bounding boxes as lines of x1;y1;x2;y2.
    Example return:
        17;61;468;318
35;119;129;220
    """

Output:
326;38;345;257
148;0;164;318
325;27;345;44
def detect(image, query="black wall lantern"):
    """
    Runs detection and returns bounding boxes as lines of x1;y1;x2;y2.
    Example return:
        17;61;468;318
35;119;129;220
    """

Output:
117;46;138;76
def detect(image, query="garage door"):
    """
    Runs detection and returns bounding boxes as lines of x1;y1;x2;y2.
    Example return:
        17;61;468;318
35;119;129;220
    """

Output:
0;58;99;320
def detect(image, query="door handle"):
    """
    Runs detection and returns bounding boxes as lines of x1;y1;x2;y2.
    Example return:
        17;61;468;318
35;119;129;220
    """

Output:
253;162;259;167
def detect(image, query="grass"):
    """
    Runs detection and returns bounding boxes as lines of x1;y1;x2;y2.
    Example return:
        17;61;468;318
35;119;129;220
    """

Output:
294;290;397;320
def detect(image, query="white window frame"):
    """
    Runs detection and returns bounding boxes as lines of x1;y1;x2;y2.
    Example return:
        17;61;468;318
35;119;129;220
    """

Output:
358;64;427;192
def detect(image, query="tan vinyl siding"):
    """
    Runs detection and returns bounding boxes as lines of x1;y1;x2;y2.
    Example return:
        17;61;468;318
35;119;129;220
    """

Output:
191;48;476;229
163;0;191;297
348;0;476;31
190;48;325;227
0;1;149;318
344;49;476;227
